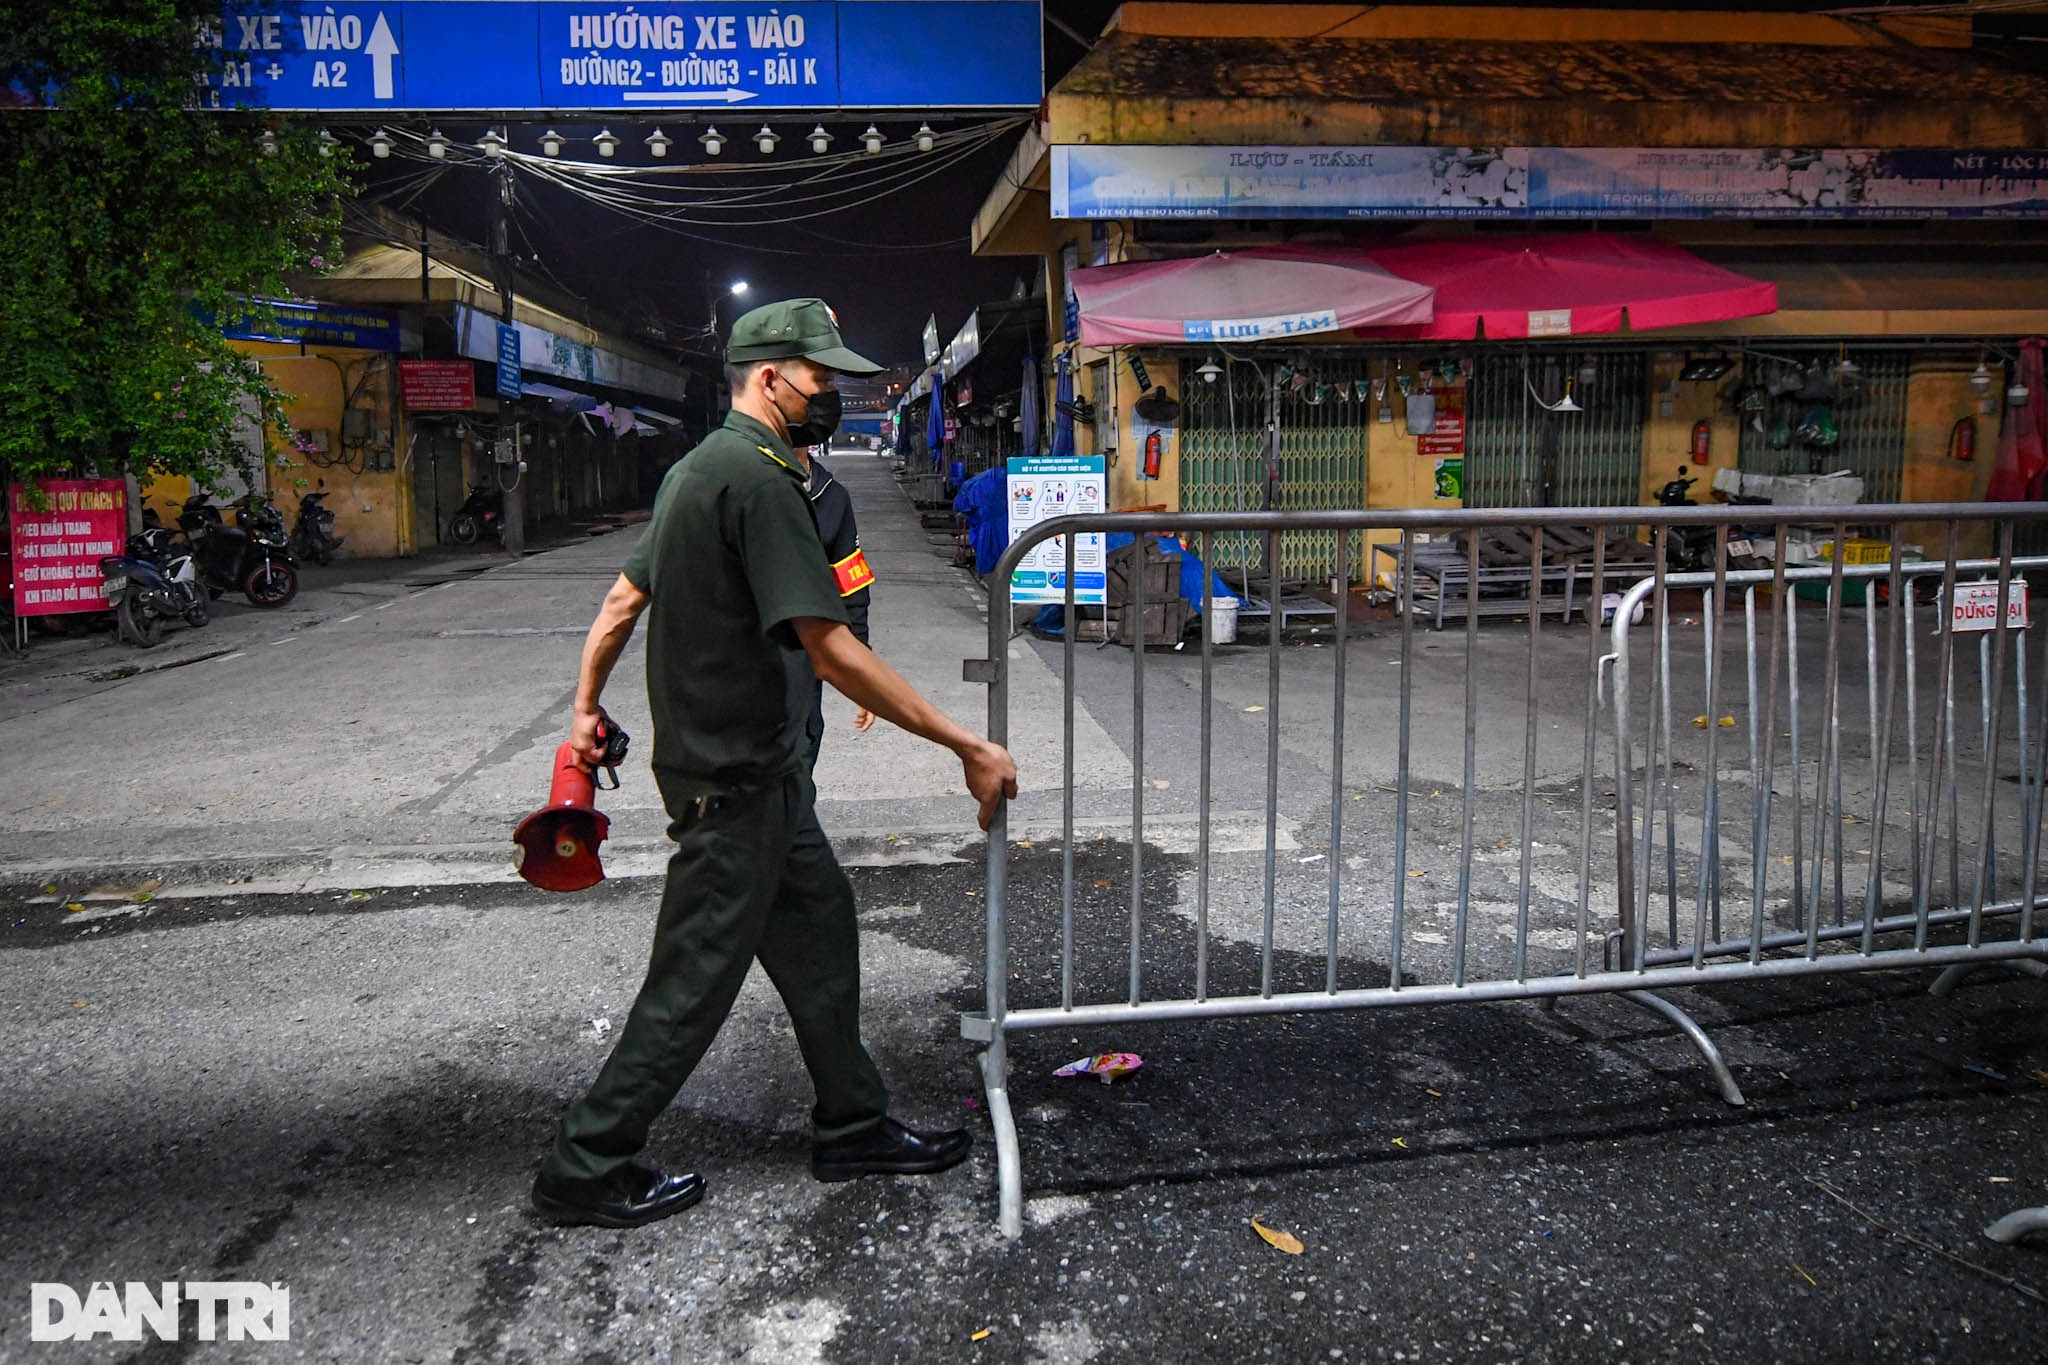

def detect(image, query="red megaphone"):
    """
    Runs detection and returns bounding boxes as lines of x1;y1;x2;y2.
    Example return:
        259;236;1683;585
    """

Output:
514;742;614;892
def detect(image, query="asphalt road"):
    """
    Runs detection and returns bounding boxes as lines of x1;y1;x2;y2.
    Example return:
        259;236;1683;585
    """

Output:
1;452;2044;1362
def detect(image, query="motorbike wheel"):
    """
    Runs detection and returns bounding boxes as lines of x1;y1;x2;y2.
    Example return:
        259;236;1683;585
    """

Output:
448;513;480;546
116;596;163;648
243;559;299;607
184;600;210;627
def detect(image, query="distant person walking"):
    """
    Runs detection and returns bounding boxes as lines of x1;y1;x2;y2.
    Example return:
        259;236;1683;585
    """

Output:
530;298;1018;1229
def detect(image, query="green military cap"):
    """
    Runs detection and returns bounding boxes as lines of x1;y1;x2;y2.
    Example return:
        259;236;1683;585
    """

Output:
726;297;883;374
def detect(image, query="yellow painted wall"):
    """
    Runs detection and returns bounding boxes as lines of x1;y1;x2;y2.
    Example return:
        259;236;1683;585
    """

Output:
1362;362;1465;582
1637;353;1743;505
1901;360;2002;558
141;342;414;558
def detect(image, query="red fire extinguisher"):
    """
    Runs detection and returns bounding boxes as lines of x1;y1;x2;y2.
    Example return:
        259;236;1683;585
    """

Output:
1690;419;1713;463
1143;428;1163;480
1949;416;1977;461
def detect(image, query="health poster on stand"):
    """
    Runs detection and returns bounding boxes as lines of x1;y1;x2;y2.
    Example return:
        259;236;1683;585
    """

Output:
1008;455;1106;605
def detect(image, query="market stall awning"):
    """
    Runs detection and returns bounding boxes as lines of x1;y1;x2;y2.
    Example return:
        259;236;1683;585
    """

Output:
519;380;600;412
1069;246;1435;347
1364;234;1778;340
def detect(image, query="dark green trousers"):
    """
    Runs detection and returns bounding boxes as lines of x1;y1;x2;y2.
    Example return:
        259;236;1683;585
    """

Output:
542;765;888;1183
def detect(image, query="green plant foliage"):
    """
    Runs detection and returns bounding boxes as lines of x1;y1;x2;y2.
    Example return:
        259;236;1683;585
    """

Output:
0;1;353;490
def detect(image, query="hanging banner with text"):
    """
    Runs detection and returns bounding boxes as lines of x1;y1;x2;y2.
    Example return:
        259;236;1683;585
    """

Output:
1051;145;2048;221
1008;455;1105;606
8;480;128;618
189;1;1041;112
398;360;477;409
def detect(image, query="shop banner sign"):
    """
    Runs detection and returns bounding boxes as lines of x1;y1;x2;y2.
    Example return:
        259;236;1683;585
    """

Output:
1051;145;2048;221
8;480;127;617
216;296;401;350
399;359;477;409
1008;455;1105;606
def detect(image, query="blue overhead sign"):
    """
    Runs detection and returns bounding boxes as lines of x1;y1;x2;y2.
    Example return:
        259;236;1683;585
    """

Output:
200;1;1042;111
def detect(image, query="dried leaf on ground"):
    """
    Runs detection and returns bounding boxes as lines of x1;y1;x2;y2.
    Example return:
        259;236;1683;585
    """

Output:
1251;1219;1304;1255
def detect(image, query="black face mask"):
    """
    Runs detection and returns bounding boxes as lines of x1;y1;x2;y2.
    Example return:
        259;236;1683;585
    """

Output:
782;379;842;448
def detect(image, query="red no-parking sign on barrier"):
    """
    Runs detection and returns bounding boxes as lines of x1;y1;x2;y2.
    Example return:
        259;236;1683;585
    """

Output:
7;479;127;617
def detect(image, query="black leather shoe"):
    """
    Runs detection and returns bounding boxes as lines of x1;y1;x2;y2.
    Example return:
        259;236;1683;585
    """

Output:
812;1117;972;1182
531;1162;705;1228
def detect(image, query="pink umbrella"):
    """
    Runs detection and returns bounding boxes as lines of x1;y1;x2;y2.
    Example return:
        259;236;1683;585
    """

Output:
1364;234;1777;340
1068;246;1435;348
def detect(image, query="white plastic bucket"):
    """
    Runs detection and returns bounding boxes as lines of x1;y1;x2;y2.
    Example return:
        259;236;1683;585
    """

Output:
1598;592;1645;627
1208;596;1240;644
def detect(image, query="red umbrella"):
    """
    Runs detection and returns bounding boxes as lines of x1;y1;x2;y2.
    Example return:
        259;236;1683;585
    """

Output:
1068;246;1435;348
1364;234;1777;340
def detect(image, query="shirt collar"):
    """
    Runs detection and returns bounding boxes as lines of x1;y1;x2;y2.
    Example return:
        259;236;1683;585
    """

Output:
722;410;803;478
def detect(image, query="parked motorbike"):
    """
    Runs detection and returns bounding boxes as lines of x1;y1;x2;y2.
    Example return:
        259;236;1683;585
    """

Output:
448;485;505;546
177;493;299;607
99;527;208;647
1653;467;1770;575
292;489;344;565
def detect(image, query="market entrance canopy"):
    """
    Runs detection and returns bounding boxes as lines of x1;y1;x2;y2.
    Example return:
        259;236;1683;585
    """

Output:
189;0;1041;112
1067;246;1436;347
1363;235;1779;339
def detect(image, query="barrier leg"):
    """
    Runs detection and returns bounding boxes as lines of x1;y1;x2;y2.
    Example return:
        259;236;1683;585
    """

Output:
980;1036;1023;1238
1620;989;1747;1107
1986;1207;2048;1244
1929;957;2048;999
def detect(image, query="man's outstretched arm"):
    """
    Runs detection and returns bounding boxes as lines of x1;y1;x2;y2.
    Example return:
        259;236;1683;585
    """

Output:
793;617;1018;829
570;573;651;765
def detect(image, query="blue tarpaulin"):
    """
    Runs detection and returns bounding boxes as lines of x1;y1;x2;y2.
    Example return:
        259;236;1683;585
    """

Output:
953;465;1010;575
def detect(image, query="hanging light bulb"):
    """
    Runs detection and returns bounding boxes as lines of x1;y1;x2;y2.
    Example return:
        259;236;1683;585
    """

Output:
478;128;509;158
861;124;885;154
2010;377;2032;407
1577;357;1598;387
807;124;832;154
425;129;450;159
257;129;279;156
914;122;936;153
592;128;620;157
1833;346;1860;383
316;128;341;156
754;124;780;154
698;125;725;156
366;128;395;158
1196;357;1224;384
1554;381;1583;414
645;127;672;157
1971;356;1994;395
539;129;565;156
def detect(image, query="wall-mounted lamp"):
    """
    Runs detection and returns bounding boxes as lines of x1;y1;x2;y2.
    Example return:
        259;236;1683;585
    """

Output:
1196;357;1224;384
645;127;673;157
861;124;885;154
539;129;565;157
366;128;394;158
914;122;936;153
424;129;449;159
754;125;781;154
698;126;725;156
478;128;509;158
592;128;620;157
807;124;832;155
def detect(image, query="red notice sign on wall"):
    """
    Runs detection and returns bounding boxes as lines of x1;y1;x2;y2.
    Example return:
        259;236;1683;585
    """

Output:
1416;388;1465;458
8;479;128;617
399;360;477;410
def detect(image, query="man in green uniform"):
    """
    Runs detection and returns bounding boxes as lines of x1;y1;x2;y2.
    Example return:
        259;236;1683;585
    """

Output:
529;298;1018;1229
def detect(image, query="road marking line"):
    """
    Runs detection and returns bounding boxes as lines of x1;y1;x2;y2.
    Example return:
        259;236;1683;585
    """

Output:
212;651;245;664
376;602;395;611
272;637;297;646
337;613;361;624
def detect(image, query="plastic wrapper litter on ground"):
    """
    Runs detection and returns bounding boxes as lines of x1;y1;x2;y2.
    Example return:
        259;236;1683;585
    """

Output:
1054;1052;1143;1084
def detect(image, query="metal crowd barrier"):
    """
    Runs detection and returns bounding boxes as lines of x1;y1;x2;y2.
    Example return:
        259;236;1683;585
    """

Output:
962;502;2048;1237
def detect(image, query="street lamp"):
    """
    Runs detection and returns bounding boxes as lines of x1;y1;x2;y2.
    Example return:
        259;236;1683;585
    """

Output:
730;281;750;297
698;126;726;156
646;127;673;157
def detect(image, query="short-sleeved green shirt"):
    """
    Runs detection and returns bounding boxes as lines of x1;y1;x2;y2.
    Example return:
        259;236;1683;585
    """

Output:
622;410;849;796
